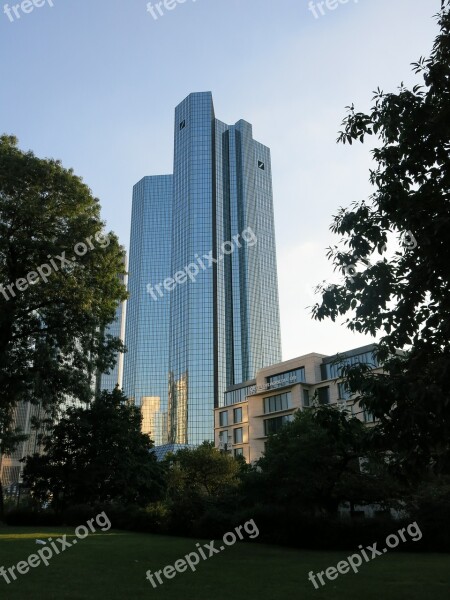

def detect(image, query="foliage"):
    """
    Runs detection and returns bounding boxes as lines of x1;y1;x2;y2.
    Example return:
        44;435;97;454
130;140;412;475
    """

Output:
312;1;450;474
249;406;401;515
22;389;165;510
162;442;244;534
164;441;242;499
0;134;127;435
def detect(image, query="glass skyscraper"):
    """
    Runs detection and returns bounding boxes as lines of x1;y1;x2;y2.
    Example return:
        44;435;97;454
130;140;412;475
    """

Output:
123;176;172;446
123;92;282;446
97;268;127;393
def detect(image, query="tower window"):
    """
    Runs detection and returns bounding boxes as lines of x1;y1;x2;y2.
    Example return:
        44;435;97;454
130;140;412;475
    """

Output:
180;120;186;130
258;161;265;170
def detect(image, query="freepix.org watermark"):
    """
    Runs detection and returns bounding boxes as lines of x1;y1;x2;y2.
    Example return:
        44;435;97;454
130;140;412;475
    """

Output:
147;0;198;21
308;0;360;20
146;227;257;302
0;512;112;585
0;231;111;303
308;521;423;589
146;519;259;589
3;0;54;23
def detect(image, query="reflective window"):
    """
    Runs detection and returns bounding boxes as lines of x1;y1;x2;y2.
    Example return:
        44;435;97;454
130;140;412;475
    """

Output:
233;428;243;444
263;414;293;436
267;368;305;390
219;411;228;427
364;411;375;423
303;389;310;407
338;382;352;400
263;392;291;414
321;350;378;380
233;407;243;424
318;387;330;405
224;384;255;406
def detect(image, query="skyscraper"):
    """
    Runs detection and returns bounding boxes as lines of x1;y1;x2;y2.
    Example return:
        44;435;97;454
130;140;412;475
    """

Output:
123;92;282;446
97;268;127;393
123;176;172;446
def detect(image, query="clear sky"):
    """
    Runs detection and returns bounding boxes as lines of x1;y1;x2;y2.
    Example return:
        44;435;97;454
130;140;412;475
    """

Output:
0;0;439;360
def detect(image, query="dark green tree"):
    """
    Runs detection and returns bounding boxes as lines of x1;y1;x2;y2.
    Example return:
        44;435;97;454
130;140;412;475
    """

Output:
164;442;242;499
23;389;165;510
163;442;243;532
312;1;450;475
252;407;401;516
0;135;127;508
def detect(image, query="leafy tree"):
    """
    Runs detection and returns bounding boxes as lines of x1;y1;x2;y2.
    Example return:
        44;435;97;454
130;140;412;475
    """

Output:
251;407;401;516
22;389;165;510
164;442;242;499
162;442;243;532
312;1;450;474
0;135;127;507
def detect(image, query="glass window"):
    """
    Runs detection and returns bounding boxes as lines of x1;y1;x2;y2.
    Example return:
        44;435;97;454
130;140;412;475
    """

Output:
234;448;243;457
263;414;293;436
267;368;305;390
338;383;352;401
224;383;255;406
219;430;228;444
263;392;291;414
233;407;243;424
234;428;243;444
219;410;228;426
318;387;330;405
321;350;378;380
364;411;375;423
303;389;310;407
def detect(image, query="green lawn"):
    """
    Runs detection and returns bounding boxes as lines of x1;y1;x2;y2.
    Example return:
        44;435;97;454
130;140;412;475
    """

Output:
0;527;449;599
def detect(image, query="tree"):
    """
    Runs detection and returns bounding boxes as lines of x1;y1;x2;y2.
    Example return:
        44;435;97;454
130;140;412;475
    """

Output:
0;135;127;508
164;442;242;499
252;407;401;516
312;1;450;474
162;442;243;532
23;389;165;510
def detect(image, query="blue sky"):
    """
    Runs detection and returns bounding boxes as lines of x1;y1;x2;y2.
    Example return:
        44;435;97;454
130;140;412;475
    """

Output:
0;0;439;359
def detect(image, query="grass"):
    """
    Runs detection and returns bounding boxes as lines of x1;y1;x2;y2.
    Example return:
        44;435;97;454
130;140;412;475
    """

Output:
0;526;449;599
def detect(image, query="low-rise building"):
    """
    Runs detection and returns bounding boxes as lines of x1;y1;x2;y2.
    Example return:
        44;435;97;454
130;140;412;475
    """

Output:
214;344;378;463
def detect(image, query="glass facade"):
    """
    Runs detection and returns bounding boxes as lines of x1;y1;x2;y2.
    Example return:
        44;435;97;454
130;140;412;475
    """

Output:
124;92;282;446
123;176;173;446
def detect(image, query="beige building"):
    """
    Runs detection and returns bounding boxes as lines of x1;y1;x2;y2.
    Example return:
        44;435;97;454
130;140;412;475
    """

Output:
214;345;378;463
